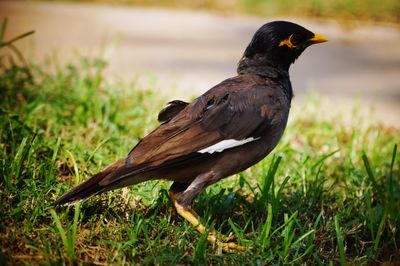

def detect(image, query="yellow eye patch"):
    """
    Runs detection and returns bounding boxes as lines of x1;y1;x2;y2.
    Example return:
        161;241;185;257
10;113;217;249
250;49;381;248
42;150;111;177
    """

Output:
279;34;296;48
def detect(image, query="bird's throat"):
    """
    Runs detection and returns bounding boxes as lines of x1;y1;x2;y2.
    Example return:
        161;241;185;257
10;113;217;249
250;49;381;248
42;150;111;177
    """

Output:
237;57;293;101
237;56;290;77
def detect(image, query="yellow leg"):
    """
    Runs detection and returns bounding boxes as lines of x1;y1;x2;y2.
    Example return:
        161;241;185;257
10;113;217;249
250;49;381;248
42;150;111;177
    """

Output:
169;191;251;252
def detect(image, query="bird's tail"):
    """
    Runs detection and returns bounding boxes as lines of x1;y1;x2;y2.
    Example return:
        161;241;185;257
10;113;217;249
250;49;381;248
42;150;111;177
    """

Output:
54;159;146;206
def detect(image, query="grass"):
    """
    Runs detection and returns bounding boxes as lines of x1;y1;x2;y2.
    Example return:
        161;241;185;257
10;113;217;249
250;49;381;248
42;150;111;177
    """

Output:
1;54;399;264
44;0;400;23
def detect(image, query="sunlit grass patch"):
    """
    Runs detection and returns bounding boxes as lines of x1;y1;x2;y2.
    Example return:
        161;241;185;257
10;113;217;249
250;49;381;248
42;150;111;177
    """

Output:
0;57;399;264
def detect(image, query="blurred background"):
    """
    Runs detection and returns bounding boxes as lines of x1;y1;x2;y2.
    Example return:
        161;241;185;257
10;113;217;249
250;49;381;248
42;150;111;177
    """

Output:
1;0;399;126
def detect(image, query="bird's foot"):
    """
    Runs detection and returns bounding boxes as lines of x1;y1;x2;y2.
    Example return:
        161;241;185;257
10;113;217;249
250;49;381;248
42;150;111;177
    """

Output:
206;231;252;252
169;191;252;252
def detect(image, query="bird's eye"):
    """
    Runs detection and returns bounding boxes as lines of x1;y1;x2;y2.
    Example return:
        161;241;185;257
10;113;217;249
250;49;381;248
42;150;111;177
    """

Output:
290;35;300;45
279;34;298;48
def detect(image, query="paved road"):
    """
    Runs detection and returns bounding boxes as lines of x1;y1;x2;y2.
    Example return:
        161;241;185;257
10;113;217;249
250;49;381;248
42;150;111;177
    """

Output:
1;1;399;126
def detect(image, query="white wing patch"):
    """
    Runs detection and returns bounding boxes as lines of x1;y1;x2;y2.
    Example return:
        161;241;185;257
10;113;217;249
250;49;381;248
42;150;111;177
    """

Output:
198;137;259;154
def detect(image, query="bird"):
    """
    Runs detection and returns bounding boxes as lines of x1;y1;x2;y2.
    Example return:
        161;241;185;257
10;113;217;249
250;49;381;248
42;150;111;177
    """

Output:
55;21;327;251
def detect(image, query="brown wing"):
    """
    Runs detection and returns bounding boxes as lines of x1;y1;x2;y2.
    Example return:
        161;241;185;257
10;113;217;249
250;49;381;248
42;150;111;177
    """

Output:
127;101;223;166
125;75;279;169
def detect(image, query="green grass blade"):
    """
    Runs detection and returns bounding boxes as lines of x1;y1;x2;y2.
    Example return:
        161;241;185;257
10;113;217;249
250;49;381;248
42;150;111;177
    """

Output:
311;149;339;172
388;144;397;212
292;229;315;247
334;215;346;266
66;150;80;185
361;153;378;189
282;213;295;258
47;137;61;184
290;244;314;264
86;138;110;163
373;211;388;252
313;211;323;230
71;203;81;255
312;252;324;265
259;203;273;250
260;156;282;203
389;144;397;175
276;175;290;201
194;231;208;264
7;135;35;190
365;191;375;242
239;173;256;196
10;136;28;181
269;211;298;240
51;137;61;166
49;209;70;258
228;218;242;243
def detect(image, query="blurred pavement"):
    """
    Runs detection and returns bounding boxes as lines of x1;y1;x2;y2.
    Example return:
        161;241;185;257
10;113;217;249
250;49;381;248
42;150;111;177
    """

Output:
1;1;399;127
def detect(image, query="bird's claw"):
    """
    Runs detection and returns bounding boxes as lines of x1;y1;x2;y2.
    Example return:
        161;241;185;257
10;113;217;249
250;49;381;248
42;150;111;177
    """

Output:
216;240;253;252
207;231;252;252
170;190;252;252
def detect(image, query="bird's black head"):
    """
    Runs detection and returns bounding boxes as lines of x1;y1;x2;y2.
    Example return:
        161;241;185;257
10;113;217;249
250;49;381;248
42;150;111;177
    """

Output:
238;21;327;74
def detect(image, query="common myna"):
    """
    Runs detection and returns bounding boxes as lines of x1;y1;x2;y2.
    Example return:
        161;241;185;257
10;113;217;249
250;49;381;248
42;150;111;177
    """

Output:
55;21;327;251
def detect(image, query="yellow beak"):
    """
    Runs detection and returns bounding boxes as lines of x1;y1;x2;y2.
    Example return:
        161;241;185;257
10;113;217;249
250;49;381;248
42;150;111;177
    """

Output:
309;33;328;44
